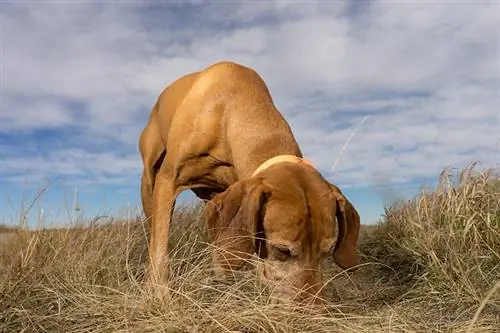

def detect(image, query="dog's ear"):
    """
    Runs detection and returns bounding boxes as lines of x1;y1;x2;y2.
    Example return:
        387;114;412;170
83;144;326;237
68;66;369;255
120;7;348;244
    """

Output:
205;178;269;271
328;183;361;270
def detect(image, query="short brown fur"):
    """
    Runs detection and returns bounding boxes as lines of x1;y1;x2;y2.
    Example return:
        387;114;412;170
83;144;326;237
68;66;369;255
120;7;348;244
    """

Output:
139;61;361;302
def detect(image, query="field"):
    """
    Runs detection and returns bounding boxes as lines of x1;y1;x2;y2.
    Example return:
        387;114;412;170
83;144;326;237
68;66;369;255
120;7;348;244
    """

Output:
1;165;499;332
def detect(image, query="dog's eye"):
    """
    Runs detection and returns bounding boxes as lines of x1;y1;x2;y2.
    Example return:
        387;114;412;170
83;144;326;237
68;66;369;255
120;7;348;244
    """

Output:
273;245;292;261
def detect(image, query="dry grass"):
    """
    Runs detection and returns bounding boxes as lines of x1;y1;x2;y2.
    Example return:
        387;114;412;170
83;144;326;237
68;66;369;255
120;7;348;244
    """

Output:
1;164;499;332
0;225;18;233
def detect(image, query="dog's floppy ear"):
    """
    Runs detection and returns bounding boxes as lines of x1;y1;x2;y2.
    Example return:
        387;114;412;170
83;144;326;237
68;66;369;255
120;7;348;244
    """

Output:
205;178;269;271
329;183;361;270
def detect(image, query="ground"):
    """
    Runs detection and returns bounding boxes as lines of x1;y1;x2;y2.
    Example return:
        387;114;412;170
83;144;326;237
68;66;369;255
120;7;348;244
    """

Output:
1;165;499;332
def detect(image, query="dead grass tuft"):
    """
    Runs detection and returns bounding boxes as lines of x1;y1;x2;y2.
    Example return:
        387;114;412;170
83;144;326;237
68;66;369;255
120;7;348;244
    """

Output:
1;165;499;332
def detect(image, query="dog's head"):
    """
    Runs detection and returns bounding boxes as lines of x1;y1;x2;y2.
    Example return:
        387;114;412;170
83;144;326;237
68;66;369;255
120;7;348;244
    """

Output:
204;162;361;304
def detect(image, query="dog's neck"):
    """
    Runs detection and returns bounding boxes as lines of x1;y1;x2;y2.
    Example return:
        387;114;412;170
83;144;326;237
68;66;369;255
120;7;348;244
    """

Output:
252;155;315;177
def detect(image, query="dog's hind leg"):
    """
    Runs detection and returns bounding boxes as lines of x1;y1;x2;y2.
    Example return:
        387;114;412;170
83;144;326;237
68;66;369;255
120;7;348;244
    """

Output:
140;149;165;221
139;105;165;221
148;160;182;284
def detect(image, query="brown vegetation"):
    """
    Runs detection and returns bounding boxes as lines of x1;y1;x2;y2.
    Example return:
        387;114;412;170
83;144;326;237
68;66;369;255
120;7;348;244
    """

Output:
0;165;498;332
0;225;18;233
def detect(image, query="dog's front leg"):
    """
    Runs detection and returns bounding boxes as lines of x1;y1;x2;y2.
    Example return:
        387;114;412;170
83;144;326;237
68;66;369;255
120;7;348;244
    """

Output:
147;171;177;285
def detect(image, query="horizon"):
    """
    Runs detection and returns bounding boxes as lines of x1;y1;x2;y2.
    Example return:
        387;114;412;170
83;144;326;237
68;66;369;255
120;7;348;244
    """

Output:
1;1;499;227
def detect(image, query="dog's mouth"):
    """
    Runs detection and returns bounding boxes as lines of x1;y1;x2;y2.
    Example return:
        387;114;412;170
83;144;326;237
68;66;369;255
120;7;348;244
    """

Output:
255;261;327;304
256;264;303;297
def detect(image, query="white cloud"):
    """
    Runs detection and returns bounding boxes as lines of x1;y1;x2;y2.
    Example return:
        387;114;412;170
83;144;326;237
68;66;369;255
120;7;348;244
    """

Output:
0;0;499;198
2;148;141;187
0;95;76;131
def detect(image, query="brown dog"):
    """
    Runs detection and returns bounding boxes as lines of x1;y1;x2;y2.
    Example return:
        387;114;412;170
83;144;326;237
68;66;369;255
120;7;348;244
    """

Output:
139;61;361;302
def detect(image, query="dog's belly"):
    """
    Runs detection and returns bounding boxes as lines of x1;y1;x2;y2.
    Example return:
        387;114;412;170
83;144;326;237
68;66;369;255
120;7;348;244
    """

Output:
178;160;237;201
191;187;223;201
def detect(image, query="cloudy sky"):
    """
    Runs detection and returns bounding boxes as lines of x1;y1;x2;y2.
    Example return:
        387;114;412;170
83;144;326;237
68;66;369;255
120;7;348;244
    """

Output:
0;1;499;227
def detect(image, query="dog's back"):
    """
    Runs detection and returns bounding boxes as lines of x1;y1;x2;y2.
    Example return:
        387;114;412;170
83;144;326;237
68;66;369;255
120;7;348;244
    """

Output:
143;61;273;147
139;61;302;214
172;62;300;175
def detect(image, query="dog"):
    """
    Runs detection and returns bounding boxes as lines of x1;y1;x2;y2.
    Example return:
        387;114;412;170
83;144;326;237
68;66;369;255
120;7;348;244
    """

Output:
139;61;361;303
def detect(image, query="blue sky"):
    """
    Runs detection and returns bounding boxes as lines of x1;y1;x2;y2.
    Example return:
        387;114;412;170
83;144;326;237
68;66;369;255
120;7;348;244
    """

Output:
0;1;499;227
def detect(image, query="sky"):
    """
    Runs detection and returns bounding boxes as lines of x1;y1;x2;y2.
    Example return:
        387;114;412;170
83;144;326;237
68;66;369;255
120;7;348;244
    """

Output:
0;1;499;227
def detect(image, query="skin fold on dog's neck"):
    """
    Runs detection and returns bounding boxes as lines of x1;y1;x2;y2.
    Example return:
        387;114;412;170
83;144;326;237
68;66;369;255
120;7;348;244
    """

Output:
252;154;315;177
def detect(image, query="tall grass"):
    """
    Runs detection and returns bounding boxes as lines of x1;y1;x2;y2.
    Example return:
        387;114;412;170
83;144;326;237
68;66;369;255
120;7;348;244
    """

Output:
1;165;499;332
361;164;499;329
